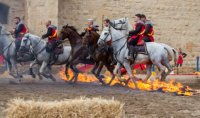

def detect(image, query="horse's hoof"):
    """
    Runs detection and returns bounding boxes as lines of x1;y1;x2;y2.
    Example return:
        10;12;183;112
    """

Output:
31;74;36;78
50;77;56;82
68;81;74;85
98;75;105;79
9;80;20;84
38;75;43;80
65;74;70;79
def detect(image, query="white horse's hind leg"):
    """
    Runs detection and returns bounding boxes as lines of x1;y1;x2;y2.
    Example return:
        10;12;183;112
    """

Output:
162;61;173;81
39;62;48;79
154;62;165;80
113;62;121;75
144;63;152;82
29;60;37;78
10;58;22;79
122;61;138;87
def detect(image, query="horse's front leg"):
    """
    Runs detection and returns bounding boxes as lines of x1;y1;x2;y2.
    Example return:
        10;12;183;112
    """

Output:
95;61;105;85
113;62;121;75
10;58;22;79
106;64;115;85
29;59;37;78
91;62;99;75
122;61;138;88
39;61;55;81
65;62;70;79
143;63;152;82
69;64;79;84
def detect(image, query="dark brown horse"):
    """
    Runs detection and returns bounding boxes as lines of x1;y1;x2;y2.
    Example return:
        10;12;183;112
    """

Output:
82;30;115;85
58;25;105;84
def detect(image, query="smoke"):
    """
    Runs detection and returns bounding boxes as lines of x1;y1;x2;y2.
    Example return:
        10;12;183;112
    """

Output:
0;2;10;24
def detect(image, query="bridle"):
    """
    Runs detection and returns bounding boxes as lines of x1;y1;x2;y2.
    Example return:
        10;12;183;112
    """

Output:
22;36;43;55
0;33;15;54
99;25;128;63
110;19;127;31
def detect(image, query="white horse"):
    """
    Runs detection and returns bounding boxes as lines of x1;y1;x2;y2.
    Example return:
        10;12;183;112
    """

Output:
0;25;21;79
109;18;177;80
109;17;177;65
98;26;174;85
20;33;72;81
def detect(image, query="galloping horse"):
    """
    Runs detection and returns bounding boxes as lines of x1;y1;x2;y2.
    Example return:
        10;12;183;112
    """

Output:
0;25;21;79
98;26;174;86
58;25;106;84
108;18;177;81
20;33;72;81
82;30;115;85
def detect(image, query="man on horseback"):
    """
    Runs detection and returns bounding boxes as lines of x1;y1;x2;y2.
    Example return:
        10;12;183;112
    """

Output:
141;14;154;42
12;17;27;57
103;18;116;65
128;14;145;61
80;19;99;37
42;20;59;62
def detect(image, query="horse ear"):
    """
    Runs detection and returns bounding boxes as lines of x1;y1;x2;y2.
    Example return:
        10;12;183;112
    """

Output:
0;26;2;35
26;34;29;39
89;30;91;34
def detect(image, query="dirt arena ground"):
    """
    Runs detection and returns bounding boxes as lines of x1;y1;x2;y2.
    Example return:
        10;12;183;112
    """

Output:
0;65;200;118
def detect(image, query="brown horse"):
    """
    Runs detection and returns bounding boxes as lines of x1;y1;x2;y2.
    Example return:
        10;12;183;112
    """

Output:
82;30;115;85
58;25;105;84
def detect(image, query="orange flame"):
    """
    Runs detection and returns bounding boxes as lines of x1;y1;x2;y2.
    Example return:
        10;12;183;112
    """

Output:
58;68;194;96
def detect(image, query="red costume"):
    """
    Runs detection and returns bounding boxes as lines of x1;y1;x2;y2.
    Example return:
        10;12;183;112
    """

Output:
143;21;154;42
42;25;58;44
128;21;145;46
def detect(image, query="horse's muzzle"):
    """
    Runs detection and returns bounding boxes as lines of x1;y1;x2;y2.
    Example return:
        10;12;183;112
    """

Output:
19;46;29;53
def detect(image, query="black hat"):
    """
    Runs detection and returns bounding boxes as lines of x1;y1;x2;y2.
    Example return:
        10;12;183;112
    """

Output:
140;14;146;19
134;14;142;18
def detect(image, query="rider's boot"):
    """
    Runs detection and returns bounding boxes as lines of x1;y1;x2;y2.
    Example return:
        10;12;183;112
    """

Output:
127;46;135;61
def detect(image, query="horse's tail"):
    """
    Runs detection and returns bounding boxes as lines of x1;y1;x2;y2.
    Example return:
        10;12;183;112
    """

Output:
161;43;177;66
172;49;178;67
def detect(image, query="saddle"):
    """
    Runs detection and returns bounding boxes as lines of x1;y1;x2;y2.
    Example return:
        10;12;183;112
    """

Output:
46;42;64;55
46;42;64;65
132;43;148;55
54;43;64;54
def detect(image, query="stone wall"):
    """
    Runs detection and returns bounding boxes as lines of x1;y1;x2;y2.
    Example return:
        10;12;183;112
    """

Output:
0;0;26;29
26;0;58;36
58;0;200;70
1;0;200;70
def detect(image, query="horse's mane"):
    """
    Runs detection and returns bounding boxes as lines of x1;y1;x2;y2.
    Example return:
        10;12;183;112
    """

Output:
63;25;78;32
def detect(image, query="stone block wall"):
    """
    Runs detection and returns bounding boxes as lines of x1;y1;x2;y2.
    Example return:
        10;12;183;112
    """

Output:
1;0;200;71
0;0;26;29
58;0;200;70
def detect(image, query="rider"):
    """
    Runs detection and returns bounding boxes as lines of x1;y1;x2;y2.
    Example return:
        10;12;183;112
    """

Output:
42;20;59;61
13;17;27;56
128;14;145;60
141;14;154;42
80;19;99;36
103;18;116;65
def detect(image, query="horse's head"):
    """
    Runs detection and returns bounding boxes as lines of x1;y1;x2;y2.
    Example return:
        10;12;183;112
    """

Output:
82;30;99;47
98;27;111;46
58;25;79;41
20;33;31;52
0;25;2;35
109;17;132;34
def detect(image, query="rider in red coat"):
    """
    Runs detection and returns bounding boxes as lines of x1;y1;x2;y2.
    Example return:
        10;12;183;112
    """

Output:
13;17;27;56
42;20;58;52
141;14;154;42
128;14;145;60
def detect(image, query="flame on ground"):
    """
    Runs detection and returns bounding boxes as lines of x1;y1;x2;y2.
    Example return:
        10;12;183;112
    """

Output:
59;68;194;96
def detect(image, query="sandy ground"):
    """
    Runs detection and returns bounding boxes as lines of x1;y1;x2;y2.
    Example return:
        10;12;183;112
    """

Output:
0;65;200;118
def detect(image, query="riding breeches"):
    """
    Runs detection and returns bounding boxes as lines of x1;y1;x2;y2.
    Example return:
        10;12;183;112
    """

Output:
128;37;139;46
15;40;21;52
46;40;57;53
